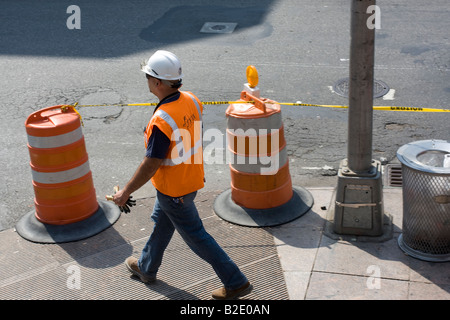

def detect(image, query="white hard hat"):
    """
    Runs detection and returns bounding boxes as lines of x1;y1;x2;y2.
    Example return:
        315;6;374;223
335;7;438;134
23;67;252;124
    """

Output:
141;50;183;80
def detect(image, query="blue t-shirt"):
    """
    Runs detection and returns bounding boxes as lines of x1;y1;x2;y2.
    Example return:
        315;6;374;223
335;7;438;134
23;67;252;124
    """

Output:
145;92;180;159
146;126;171;159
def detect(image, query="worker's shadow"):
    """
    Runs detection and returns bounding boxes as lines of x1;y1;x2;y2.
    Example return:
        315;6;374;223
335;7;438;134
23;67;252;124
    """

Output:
55;218;133;269
129;276;199;300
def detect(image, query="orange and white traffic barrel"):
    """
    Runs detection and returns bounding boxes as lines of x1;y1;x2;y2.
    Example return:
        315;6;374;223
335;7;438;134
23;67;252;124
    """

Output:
25;105;98;225
214;87;314;227
226;91;293;209
16;105;120;243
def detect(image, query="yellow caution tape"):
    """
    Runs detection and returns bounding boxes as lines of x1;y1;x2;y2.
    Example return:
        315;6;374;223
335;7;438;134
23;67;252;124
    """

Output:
71;101;450;113
278;102;349;109
373;106;450;112
277;102;450;112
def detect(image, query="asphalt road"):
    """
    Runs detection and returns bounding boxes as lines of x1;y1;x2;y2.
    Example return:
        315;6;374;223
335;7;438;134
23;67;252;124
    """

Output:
0;0;449;231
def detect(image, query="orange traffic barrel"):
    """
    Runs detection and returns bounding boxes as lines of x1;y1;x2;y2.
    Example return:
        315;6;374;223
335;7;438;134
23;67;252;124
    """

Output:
226;91;292;209
214;92;314;227
16;105;120;243
25;105;98;224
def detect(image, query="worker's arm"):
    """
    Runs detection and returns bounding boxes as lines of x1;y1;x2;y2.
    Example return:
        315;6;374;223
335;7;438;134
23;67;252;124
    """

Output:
113;157;163;206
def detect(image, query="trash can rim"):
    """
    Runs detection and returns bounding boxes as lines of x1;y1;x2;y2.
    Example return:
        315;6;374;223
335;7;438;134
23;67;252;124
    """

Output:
397;139;450;174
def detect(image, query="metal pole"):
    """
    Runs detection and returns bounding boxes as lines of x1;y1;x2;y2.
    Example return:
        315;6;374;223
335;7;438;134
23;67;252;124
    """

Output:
332;0;385;237
347;0;375;173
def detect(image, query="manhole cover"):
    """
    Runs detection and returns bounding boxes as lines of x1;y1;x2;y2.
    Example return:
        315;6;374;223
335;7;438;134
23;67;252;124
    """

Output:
333;78;390;98
200;22;238;34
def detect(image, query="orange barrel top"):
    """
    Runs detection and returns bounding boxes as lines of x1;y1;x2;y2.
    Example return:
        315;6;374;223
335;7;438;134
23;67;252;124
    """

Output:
26;106;82;138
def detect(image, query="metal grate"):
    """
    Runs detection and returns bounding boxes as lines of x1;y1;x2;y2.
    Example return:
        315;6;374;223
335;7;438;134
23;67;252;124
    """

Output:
0;191;288;300
385;164;403;187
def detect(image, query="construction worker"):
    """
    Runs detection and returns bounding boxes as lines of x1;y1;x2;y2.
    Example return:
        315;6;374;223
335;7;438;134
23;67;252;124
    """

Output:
113;50;252;300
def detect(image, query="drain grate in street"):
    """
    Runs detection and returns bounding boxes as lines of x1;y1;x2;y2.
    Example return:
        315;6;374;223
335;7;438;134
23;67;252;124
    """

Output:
200;22;238;34
385;164;403;187
333;77;390;98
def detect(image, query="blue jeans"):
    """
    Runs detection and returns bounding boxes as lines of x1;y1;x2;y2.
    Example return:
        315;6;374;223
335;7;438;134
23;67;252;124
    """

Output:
138;190;248;290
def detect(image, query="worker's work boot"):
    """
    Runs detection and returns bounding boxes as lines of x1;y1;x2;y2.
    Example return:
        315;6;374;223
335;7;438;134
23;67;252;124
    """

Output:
124;257;156;284
211;281;253;300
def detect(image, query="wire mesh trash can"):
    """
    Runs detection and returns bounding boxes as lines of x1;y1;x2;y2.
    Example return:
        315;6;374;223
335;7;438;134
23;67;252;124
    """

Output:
397;140;450;262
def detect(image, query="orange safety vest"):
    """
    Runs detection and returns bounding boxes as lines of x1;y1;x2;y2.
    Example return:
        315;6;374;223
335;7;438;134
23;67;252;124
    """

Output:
144;91;204;197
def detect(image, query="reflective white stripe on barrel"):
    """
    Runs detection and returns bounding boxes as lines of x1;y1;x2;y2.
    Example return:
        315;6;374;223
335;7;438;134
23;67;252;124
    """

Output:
230;148;288;175
27;127;83;149
31;160;91;184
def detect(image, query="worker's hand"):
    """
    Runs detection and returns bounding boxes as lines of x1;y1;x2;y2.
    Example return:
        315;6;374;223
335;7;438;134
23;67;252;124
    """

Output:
111;186;136;213
112;188;128;206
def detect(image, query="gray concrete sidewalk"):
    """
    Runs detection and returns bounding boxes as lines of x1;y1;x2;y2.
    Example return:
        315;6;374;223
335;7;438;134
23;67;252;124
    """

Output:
272;187;449;300
0;187;448;300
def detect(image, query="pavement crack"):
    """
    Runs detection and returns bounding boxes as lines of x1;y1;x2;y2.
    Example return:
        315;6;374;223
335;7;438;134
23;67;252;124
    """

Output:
83;107;124;124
